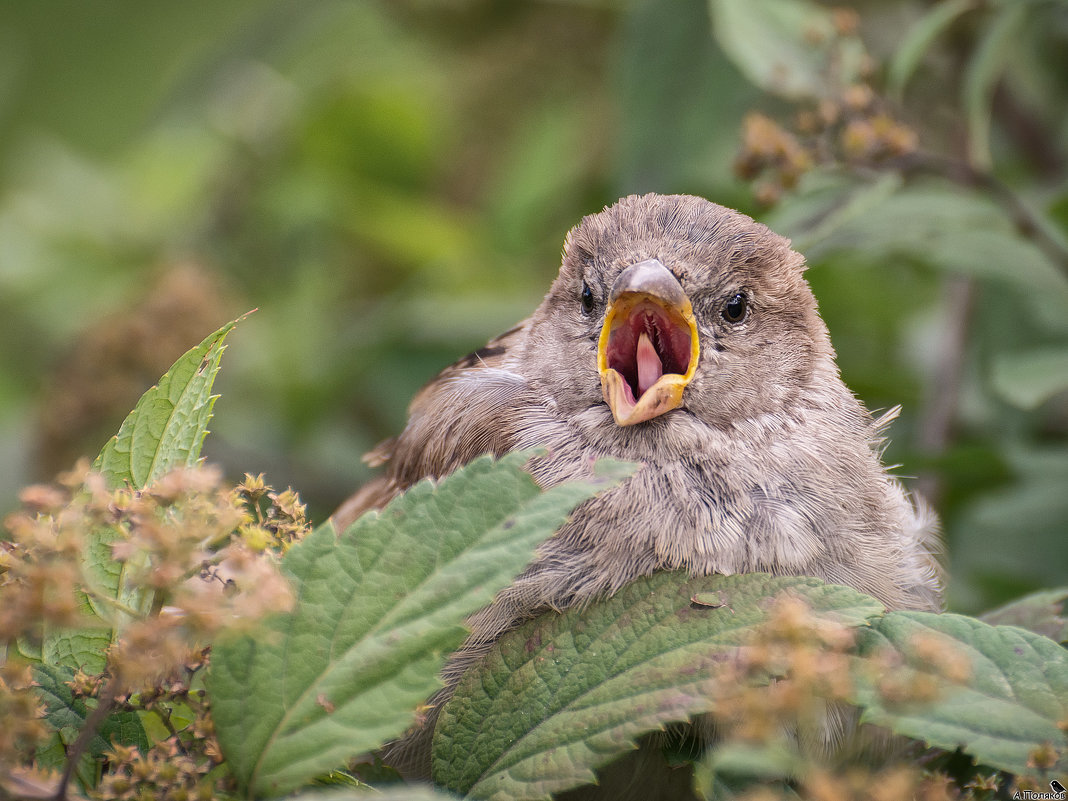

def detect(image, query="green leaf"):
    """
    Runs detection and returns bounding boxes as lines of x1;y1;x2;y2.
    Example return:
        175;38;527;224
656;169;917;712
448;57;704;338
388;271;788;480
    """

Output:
709;0;863;100
980;589;1068;644
32;663;149;788
990;347;1068;410
37;314;248;674
888;0;976;99
852;612;1068;777
703;740;806;781
433;572;884;801
962;4;1029;170
207;452;634;799
93;313;247;489
950;446;1068;608
786;181;1068;329
287;789;459;801
38;626;114;676
764;170;903;255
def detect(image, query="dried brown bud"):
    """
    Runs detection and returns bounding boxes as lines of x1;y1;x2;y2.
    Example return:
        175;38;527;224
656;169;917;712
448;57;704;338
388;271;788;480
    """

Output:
918;772;956;801
17;484;68;514
237;473;269;503
831;7;861;36
1027;740;1060;771
841;84;874;112
964;773;1000;793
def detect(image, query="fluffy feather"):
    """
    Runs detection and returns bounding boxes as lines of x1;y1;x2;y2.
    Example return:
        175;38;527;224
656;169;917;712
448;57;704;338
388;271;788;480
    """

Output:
333;194;943;792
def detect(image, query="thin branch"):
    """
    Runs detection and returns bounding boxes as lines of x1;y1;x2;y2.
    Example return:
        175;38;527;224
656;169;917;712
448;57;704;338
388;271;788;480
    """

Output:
150;703;190;757
53;675;120;801
897;151;1068;279
893;147;1065;503
81;588;143;621
149;588;167;618
915;275;976;508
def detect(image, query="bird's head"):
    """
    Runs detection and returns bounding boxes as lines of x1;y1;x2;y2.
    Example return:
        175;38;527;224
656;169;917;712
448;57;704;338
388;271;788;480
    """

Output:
523;194;833;442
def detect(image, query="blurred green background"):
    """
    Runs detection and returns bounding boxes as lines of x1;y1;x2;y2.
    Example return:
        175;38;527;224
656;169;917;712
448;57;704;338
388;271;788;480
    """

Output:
1;0;1065;614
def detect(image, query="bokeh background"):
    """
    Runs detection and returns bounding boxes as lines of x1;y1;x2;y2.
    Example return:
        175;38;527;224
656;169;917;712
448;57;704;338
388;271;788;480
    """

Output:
1;0;1065;614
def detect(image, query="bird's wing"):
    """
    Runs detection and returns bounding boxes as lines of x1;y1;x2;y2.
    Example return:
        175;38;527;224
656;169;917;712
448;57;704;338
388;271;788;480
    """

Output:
331;320;535;532
403;320;528;424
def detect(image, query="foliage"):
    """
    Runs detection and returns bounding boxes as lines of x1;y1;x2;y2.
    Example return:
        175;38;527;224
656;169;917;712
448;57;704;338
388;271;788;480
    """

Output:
208;453;632;797
434;573;1068;800
0;318;297;799
26;318;247;677
92;315;244;491
0;319;631;799
1;0;1064;618
1;0;1066;800
0;307;1062;800
852;611;1068;777
434;574;884;799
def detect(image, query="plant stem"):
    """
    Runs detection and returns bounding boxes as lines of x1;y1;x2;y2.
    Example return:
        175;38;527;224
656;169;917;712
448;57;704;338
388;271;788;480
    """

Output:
915;275;976;508
152;703;190;756
53;675;120;801
899;151;1068;279
150;588;167;618
82;588;143;620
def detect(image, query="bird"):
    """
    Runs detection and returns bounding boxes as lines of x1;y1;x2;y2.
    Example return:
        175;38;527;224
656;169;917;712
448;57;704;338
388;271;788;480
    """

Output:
333;193;943;793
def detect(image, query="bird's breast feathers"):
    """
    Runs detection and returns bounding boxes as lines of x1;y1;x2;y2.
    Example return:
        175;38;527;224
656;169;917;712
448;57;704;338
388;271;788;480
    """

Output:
336;193;942;613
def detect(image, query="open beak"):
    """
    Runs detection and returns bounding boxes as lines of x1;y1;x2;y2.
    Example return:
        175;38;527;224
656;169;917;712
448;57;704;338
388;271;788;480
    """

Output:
597;259;700;426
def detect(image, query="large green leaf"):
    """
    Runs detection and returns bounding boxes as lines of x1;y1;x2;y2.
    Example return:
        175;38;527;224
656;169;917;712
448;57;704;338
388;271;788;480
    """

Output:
888;0;975;99
433;572;884;801
207;452;633;799
93;314;244;489
37;315;247;674
962;4;1029;170
709;0;864;100
852;611;1068;778
990;347;1068;410
33;663;149;790
980;588;1068;643
782;181;1068;329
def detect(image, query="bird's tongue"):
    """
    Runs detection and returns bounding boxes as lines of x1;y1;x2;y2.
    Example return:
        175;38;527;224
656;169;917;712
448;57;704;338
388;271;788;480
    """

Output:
636;331;663;397
597;275;700;426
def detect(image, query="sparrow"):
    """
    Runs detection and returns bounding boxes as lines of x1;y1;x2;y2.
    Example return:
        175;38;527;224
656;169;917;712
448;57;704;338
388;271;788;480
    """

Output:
334;193;943;789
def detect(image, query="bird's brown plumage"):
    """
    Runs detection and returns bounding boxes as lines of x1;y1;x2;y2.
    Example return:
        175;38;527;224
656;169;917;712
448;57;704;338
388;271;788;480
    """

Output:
334;194;943;788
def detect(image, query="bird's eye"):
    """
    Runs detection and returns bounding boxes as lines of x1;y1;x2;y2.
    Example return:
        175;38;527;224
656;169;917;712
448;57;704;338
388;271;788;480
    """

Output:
722;292;749;323
580;281;595;315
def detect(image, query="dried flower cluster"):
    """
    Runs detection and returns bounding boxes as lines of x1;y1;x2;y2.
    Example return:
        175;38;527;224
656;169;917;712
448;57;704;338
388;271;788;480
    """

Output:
234;472;308;553
736;88;918;207
0;463;308;800
715;595;858;746
705;595;998;801
735;112;815;205
1;464;107;643
733;8;918;206
93;649;227;801
0;662;48;772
